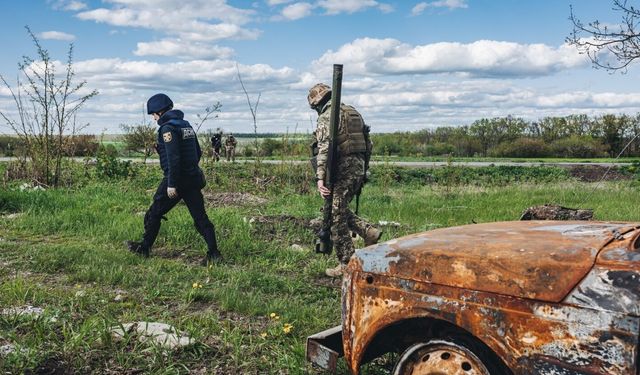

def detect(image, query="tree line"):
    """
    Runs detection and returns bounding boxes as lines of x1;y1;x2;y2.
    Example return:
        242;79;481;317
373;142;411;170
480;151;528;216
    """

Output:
371;114;640;158
3;113;640;160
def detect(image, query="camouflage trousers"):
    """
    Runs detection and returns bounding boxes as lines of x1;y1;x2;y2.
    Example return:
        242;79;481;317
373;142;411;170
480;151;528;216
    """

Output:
330;155;372;265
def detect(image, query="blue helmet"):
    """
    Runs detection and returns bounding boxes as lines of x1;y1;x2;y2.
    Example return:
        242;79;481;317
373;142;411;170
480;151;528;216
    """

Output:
147;93;173;114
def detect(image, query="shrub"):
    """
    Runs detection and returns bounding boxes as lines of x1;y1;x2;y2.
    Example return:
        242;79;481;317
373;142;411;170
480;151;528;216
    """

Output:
550;135;607;158
95;145;133;179
422;142;455;156
490;138;550;158
63;135;99;157
0;136;25;157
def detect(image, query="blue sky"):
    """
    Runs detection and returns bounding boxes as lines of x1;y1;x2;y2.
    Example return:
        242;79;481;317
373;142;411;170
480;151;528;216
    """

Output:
0;0;638;134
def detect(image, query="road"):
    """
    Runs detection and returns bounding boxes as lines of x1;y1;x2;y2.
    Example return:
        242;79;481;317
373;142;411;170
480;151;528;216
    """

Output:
0;157;633;168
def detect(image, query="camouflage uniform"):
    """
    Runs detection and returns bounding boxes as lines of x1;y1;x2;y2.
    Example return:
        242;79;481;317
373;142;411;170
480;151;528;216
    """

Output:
225;135;237;162
316;102;373;264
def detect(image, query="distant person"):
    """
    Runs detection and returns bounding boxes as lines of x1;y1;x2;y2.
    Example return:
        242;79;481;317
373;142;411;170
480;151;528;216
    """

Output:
211;131;222;162
308;83;381;278
127;93;222;265
225;133;237;162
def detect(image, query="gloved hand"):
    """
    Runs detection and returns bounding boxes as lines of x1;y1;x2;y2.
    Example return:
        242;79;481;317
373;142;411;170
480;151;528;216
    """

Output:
167;187;178;199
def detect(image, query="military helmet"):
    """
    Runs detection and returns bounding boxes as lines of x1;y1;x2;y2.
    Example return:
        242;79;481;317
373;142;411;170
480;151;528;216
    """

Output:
147;93;173;115
307;83;331;109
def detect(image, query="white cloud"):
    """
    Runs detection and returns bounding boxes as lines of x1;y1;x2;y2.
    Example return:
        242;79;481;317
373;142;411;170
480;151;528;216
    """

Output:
282;3;314;20
318;0;389;15
267;0;293;5
64;1;87;11
38;31;76;41
378;3;394;13
430;0;468;9
313;38;588;77
49;0;87;11
134;39;234;60
73;58;297;92
412;0;467;15
76;1;259;43
411;2;427;16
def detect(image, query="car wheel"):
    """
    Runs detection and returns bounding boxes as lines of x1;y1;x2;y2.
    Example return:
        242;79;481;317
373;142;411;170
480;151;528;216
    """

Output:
392;339;491;375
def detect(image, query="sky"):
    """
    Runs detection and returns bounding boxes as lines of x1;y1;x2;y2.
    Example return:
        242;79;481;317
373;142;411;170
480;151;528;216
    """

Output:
0;0;639;134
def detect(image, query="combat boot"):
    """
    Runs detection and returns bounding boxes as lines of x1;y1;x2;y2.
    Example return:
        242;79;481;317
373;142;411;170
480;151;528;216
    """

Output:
201;250;223;266
364;226;382;247
325;264;345;278
126;241;149;258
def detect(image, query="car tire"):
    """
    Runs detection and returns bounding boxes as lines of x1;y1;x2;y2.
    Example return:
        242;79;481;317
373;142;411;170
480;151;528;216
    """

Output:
392;338;505;375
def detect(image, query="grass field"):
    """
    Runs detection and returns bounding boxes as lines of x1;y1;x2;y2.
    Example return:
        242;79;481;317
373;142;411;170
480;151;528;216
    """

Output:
0;161;639;374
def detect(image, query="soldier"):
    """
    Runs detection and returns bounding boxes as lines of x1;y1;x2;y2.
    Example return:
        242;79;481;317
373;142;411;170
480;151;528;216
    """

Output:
225;133;237;162
127;93;222;265
309;83;381;278
210;130;222;162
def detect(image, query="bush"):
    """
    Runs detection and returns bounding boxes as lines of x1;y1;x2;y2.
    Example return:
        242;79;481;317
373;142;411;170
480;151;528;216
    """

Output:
260;138;283;157
422;142;455;156
63;135;99;157
0;136;25;157
550;136;607;158
95;145;133;179
490;138;550;158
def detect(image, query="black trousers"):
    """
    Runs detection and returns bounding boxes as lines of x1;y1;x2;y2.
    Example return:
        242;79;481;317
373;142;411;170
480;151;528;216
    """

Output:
142;177;218;255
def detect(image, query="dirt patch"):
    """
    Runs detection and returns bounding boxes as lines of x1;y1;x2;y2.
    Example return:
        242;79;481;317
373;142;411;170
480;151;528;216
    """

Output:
569;165;631;182
24;356;69;375
249;215;315;243
203;192;268;207
311;276;342;289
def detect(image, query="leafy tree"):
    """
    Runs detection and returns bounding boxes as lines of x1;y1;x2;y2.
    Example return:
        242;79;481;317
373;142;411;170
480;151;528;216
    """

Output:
120;123;156;162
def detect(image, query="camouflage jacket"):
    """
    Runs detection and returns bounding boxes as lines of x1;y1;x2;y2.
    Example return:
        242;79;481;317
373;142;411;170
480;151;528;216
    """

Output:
316;102;366;181
225;137;237;147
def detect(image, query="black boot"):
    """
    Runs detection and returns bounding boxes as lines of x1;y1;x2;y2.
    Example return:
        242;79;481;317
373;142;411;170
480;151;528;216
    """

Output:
126;241;150;258
201;249;223;266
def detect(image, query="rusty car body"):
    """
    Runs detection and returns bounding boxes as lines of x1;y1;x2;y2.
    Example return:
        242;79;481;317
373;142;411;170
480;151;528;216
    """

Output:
306;220;640;374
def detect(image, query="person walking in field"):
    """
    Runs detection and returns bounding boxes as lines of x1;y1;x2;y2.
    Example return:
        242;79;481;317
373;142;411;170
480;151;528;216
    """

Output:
210;130;222;162
127;93;223;265
308;83;381;278
225;133;237;162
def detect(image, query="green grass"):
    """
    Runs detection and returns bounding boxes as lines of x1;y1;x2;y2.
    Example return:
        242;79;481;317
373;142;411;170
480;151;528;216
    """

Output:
0;162;639;373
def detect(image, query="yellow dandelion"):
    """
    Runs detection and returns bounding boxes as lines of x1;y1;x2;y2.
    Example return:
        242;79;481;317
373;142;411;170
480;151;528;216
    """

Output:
269;312;276;318
260;332;267;338
283;323;293;334
192;282;200;289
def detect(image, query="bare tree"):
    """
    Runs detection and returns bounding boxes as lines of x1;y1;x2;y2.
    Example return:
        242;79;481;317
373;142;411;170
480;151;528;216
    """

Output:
194;102;222;133
236;63;261;159
568;0;640;71
0;26;98;186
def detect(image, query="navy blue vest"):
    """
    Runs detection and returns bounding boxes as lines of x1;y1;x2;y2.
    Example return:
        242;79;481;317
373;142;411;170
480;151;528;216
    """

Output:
156;110;202;187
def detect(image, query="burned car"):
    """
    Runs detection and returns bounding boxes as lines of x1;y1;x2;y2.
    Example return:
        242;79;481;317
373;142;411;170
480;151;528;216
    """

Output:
307;221;640;374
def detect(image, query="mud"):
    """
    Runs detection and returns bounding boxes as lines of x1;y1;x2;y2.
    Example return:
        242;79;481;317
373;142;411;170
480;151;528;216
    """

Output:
569;165;631;182
249;214;315;243
203;192;268;207
312;276;342;289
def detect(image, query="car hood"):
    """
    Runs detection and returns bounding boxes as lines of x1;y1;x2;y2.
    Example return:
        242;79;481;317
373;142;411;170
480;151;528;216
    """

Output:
351;221;637;302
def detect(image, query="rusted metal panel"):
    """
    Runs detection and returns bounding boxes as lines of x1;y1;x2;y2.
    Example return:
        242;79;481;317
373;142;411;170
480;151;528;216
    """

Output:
355;221;635;302
342;271;640;374
566;267;640;315
338;221;640;375
306;325;343;371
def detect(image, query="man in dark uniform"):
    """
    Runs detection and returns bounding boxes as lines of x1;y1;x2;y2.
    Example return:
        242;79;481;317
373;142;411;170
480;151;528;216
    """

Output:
127;93;222;265
210;130;222;162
